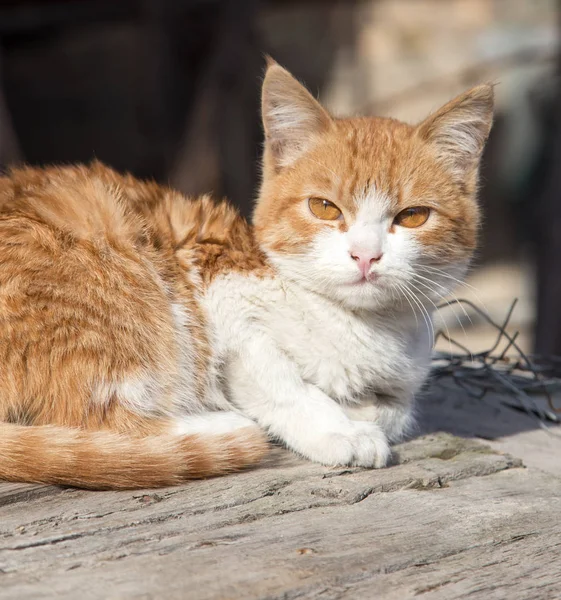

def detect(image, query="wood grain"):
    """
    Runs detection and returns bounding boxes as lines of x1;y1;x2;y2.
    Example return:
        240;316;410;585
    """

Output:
2;432;559;599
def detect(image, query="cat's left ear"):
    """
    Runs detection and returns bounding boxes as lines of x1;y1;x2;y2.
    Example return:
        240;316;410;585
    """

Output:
417;84;494;180
261;59;332;171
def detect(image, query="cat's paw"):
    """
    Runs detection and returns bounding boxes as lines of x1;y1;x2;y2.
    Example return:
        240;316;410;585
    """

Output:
344;396;415;443
300;421;390;468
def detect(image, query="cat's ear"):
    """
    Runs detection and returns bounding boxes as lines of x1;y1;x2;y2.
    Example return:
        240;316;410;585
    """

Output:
261;59;332;170
417;84;494;180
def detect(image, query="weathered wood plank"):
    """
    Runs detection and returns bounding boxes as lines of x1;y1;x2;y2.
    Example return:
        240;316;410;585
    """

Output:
0;483;65;508
1;467;559;599
2;433;556;600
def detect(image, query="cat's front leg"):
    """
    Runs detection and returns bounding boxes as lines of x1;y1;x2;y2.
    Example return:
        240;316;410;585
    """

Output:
343;393;415;443
225;332;390;468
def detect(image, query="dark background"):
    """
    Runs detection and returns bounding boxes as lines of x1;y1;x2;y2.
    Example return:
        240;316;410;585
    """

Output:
0;0;559;356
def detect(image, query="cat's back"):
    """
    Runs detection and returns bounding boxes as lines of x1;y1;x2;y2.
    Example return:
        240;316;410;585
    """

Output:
0;161;270;280
0;163;183;367
0;162;157;246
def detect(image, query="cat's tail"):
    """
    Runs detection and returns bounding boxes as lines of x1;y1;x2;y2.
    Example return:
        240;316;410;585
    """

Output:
0;422;268;490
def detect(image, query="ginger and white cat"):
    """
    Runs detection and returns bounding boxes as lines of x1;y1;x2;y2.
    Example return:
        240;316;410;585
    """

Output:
0;60;493;489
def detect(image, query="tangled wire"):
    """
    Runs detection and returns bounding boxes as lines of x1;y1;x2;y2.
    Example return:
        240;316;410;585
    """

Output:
430;298;561;427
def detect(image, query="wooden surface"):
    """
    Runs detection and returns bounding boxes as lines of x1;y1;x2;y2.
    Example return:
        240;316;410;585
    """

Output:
1;427;560;600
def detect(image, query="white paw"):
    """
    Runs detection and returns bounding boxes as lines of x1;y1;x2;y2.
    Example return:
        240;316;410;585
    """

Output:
173;411;257;436
297;421;390;468
344;397;415;443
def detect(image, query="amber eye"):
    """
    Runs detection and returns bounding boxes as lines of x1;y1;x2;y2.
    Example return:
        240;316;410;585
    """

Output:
308;198;342;221
394;207;430;228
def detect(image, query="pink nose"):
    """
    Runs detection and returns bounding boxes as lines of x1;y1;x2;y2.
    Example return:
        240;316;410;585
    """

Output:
350;250;383;276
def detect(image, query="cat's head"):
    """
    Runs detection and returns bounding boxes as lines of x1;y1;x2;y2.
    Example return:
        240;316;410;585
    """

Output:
253;60;493;312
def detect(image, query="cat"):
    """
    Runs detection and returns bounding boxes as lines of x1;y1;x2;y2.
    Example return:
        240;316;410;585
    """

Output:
0;59;493;489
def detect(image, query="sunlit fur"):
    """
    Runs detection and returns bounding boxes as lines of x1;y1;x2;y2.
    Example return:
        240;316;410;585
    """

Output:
255;64;492;314
0;62;493;489
0;164;268;489
230;63;492;468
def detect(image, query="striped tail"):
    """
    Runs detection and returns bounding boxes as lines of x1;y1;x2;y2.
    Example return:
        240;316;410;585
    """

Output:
0;422;268;490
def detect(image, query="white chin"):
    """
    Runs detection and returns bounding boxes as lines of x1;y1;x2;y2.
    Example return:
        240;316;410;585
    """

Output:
329;282;389;311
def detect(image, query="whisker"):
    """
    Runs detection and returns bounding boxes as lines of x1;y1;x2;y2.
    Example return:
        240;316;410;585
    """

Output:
406;280;453;357
417;264;488;312
412;276;471;346
416;264;474;289
413;272;473;326
392;282;419;330
399;282;435;351
416;264;477;292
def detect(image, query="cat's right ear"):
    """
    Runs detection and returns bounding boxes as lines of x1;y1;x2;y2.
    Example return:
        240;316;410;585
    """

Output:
261;59;332;171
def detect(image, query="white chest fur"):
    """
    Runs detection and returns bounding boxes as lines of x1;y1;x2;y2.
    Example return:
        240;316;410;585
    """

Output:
205;274;432;405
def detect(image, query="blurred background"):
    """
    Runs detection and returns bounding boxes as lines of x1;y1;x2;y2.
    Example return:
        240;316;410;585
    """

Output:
0;0;559;358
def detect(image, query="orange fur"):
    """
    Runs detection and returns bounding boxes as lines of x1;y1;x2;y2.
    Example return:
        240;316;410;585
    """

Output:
0;422;265;490
0;60;493;490
255;62;493;268
0;163;267;489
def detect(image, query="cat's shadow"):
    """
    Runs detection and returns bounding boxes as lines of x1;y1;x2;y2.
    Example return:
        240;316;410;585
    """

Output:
416;378;559;441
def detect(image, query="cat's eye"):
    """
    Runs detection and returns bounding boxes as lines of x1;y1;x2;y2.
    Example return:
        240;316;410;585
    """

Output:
393;207;430;228
308;198;342;221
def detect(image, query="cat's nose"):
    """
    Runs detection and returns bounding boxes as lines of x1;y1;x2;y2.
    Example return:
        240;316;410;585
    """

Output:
350;250;383;276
